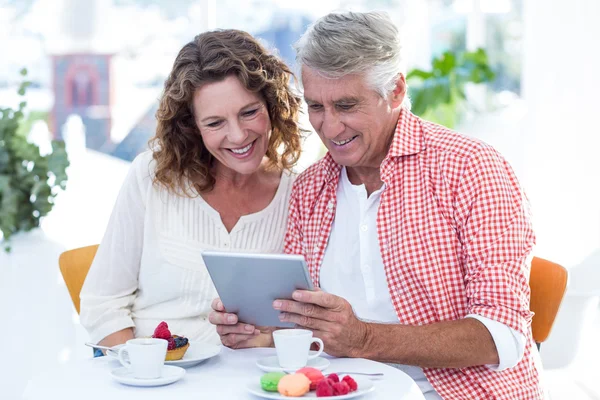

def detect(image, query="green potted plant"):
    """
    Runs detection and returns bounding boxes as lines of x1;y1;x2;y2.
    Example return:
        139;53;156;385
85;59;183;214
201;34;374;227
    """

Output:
407;48;496;128
0;68;69;252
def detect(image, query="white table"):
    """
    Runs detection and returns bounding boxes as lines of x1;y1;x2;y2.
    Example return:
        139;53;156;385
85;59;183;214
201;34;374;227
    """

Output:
23;347;425;400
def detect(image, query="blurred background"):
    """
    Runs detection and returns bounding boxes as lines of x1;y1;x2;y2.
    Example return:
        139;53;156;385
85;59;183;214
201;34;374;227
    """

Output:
1;0;599;399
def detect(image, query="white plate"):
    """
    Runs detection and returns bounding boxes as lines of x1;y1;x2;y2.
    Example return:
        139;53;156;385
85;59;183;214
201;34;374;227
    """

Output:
107;341;221;368
246;375;375;399
256;355;330;373
111;365;185;387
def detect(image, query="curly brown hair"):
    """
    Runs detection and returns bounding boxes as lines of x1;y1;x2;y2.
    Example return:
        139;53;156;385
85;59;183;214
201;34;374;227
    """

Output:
149;29;303;194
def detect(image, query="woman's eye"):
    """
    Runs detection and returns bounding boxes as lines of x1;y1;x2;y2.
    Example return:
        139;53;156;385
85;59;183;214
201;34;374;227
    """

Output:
206;121;222;128
242;109;258;117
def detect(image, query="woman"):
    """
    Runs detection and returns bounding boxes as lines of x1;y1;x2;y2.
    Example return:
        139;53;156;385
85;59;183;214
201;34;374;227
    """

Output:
80;29;303;349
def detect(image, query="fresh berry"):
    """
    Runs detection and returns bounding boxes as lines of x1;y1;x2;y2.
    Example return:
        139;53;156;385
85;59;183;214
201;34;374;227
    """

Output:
342;375;358;392
316;379;334;397
327;373;339;383
153;321;171;340
332;381;350;396
174;336;188;348
167;337;176;350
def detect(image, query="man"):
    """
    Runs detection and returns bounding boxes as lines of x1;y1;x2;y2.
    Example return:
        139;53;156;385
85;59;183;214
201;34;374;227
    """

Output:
210;11;544;399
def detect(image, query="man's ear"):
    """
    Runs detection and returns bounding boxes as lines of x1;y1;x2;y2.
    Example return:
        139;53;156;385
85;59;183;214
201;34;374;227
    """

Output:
390;74;407;108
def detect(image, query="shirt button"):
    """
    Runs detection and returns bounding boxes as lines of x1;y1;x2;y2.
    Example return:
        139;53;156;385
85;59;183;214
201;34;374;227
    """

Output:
313;245;319;252
360;224;368;232
223;242;229;247
327;201;334;211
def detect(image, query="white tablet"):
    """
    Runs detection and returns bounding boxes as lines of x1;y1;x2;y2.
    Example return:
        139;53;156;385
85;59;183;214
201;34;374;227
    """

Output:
202;251;314;328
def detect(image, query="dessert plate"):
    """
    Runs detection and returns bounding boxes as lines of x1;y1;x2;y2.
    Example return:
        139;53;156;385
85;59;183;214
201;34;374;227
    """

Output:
246;375;375;399
107;341;221;368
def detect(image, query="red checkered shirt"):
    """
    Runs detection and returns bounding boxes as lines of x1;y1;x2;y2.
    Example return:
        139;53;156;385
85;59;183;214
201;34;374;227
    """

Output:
284;110;544;399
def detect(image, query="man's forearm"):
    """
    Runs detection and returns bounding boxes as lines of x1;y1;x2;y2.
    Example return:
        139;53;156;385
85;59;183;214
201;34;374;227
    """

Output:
357;318;499;369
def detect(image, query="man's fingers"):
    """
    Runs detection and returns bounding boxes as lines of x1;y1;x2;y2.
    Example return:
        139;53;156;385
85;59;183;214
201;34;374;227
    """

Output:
273;299;330;320
278;312;336;331
292;290;341;309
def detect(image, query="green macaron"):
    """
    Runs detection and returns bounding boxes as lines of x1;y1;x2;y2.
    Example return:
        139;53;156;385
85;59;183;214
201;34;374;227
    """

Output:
260;372;286;392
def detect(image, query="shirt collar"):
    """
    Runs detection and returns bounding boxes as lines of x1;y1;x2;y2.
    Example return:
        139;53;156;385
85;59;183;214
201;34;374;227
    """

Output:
387;109;426;158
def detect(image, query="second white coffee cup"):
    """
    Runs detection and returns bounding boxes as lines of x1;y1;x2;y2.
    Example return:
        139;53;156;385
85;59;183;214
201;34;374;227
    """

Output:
272;329;324;370
118;338;168;379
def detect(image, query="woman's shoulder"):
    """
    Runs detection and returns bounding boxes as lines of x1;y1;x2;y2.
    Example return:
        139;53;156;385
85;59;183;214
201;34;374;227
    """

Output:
130;151;157;180
125;151;161;200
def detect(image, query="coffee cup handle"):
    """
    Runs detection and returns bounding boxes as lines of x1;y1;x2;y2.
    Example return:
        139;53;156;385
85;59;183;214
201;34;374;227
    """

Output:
118;347;131;369
307;338;324;360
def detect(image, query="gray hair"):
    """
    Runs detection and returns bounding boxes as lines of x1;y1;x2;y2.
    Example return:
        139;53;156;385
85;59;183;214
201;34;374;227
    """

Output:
294;10;410;109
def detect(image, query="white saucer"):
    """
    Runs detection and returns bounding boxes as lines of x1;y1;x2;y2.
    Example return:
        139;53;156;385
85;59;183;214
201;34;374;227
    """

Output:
256;354;330;373
246;374;374;399
110;365;185;387
107;342;221;368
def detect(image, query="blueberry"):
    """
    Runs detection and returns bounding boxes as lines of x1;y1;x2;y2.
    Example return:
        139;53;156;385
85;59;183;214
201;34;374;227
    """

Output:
174;337;188;348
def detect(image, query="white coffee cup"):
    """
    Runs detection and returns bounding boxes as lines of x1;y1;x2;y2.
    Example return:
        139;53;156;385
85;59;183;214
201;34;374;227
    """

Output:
272;329;324;370
117;338;168;379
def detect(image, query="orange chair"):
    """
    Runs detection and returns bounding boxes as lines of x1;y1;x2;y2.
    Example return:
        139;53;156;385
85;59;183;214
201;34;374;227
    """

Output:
529;256;568;348
58;244;99;314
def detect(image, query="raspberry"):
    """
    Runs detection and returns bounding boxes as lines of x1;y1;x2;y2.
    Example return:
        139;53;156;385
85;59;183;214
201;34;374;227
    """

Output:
342;375;358;392
167;337;176;350
316;379;334;397
327;373;339;383
332;381;350;396
153;321;171;340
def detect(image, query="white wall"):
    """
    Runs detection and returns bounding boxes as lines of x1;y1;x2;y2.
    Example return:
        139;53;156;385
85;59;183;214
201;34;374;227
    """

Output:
521;0;600;268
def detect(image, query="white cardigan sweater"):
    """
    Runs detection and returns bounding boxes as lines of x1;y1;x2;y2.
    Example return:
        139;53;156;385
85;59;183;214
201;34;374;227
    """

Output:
80;151;294;344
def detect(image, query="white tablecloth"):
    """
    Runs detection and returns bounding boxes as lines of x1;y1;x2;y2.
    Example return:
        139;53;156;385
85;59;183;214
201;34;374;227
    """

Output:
23;347;425;400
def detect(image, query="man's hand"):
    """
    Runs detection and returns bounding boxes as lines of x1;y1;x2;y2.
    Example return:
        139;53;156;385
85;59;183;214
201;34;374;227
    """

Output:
273;289;370;357
208;298;275;349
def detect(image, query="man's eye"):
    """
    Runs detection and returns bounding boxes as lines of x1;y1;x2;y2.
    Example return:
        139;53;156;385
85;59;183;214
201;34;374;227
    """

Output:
242;109;258;117
337;104;355;111
309;104;323;111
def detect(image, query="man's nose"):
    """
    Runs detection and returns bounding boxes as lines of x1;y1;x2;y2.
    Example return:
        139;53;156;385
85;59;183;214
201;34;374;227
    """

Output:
320;111;345;139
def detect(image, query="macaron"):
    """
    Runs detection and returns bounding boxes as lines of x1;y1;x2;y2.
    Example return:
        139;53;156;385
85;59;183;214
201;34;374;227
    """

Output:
297;367;325;390
277;373;311;397
260;372;286;392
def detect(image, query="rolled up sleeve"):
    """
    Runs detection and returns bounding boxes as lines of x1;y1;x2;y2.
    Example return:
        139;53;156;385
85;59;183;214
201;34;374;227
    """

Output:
455;146;535;337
